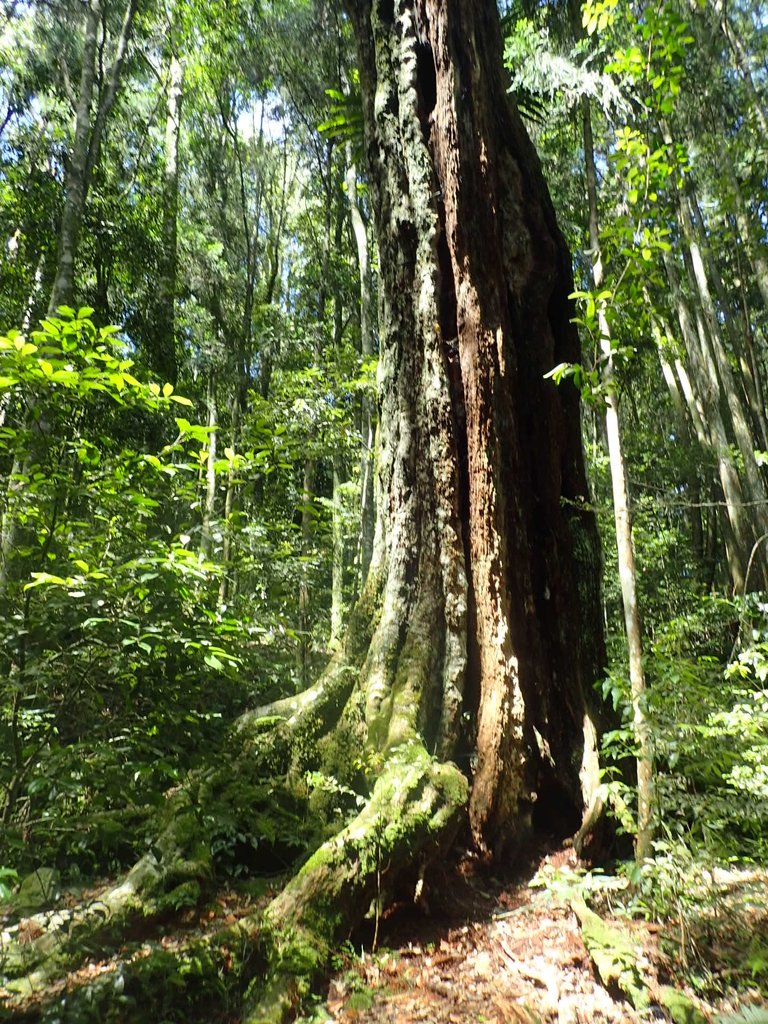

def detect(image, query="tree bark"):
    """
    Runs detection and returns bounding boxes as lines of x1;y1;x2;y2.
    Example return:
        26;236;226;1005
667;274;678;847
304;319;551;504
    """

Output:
346;0;609;857
345;152;376;584
153;48;184;385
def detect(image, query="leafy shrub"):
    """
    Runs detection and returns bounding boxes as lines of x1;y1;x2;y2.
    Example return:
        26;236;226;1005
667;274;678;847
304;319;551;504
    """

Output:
0;312;268;872
600;594;768;862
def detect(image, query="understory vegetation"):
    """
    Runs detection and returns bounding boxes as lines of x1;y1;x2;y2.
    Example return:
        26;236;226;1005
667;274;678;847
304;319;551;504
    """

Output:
1;0;767;1019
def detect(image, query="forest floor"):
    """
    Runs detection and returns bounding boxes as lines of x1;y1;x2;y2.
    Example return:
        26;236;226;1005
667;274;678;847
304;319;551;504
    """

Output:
2;843;767;1022
310;844;768;1024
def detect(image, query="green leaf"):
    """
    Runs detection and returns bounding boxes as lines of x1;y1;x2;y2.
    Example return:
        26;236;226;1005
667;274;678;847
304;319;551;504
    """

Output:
544;361;573;382
24;572;70;589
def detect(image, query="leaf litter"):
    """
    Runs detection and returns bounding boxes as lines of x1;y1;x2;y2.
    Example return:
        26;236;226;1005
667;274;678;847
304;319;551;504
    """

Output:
316;846;768;1024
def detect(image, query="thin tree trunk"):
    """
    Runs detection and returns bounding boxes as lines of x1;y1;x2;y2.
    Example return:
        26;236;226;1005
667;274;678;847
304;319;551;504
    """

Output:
22;257;45;331
217;398;240;609
725;164;768;316
259;141;291;399
655;327;704;562
676;191;768;575
0;452;24;594
345;152;376;584
675;358;744;591
736;263;768;451
200;369;218;559
48;0;138;315
704;479;721;591
685;185;766;447
679;190;765;494
708;0;768;138
330;456;345;650
297;458;315;688
217;109;271;603
154;49;183;385
83;0;139;183
582;98;652;862
329;193;347;647
663;250;752;592
296;148;334;683
47;0;100;314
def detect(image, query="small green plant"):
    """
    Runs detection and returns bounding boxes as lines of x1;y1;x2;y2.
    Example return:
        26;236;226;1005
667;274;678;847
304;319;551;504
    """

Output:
0;866;19;900
746;938;768;983
529;860;618;905
716;1008;768;1024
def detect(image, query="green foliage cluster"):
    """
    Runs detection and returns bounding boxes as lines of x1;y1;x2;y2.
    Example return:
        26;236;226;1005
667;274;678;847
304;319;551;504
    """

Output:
600;597;768;865
0;0;377;898
505;2;768;997
0;312;265;872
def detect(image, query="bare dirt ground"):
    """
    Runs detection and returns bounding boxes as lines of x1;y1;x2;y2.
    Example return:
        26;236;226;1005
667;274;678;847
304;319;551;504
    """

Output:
318;846;765;1024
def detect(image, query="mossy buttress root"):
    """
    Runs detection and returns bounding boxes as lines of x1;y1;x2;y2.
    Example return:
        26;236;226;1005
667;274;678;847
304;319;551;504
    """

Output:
1;914;264;1023
2;746;468;1024
1;854;165;988
243;742;468;1023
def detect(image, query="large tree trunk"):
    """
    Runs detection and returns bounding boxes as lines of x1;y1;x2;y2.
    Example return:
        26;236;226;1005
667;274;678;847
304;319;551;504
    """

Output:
1;2;615;1019
344;0;609;857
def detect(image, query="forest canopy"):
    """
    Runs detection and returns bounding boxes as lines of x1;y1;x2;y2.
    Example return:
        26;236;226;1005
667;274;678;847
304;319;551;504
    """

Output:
0;0;767;1021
